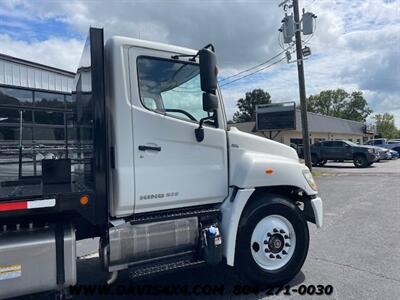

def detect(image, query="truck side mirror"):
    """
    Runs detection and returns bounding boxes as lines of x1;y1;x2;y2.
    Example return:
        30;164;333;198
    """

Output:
203;92;218;112
199;48;218;93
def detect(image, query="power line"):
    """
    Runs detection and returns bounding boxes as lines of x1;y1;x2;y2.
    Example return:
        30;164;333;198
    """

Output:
219;56;288;87
218;49;289;83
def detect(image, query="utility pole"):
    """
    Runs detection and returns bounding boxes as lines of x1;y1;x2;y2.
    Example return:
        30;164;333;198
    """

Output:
293;0;312;170
278;0;315;170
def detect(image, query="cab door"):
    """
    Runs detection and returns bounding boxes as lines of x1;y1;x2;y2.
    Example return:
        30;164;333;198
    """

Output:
128;48;228;213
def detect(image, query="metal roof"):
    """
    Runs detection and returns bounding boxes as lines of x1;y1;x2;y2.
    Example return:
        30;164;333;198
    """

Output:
295;110;366;134
0;53;75;93
232;110;366;135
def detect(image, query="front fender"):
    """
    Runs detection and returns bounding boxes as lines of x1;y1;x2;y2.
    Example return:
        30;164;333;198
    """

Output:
230;150;317;196
220;188;323;267
220;188;255;266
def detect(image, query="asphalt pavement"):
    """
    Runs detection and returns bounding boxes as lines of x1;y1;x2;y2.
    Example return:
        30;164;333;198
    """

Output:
52;159;400;299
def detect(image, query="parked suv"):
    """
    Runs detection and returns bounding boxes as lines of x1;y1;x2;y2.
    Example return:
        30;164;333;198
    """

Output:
311;140;378;168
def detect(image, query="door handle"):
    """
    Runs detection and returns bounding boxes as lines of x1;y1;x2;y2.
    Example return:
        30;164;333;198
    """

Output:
138;145;161;151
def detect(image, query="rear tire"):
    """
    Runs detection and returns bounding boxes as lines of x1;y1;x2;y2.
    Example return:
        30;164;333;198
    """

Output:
235;194;309;286
353;155;368;168
317;160;327;166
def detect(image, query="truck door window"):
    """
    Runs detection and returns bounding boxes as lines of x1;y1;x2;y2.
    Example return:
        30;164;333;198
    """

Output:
137;57;211;124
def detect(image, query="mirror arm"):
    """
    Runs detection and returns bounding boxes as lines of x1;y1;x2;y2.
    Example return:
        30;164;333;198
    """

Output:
203;43;215;52
195;111;216;142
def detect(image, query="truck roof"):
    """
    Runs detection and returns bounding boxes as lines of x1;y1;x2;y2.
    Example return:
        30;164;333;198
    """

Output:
105;36;198;56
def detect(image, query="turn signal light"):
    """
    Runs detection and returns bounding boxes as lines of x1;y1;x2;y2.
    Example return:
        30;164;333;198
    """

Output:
265;168;274;175
80;195;89;206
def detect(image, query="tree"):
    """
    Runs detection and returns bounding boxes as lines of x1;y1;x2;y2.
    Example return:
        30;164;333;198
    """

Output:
232;89;272;123
374;113;400;139
307;89;372;122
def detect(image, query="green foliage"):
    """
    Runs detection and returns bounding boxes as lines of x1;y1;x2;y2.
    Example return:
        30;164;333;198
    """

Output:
307;89;372;122
374;113;400;139
232;89;272;123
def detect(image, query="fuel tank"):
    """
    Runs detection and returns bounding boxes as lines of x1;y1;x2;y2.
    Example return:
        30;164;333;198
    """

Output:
0;225;76;299
105;217;199;271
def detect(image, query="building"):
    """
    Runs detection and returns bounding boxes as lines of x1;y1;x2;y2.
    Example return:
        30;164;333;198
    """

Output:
0;53;75;180
232;110;374;147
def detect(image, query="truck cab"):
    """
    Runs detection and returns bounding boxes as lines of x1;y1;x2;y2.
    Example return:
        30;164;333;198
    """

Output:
0;28;323;299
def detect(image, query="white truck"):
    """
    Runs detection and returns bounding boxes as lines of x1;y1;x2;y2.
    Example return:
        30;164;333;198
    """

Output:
0;28;322;299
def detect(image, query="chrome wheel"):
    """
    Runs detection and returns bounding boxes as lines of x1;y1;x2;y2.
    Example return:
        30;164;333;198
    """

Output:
250;215;296;271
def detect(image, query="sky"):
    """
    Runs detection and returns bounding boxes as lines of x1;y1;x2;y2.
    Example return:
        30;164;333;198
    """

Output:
0;0;399;125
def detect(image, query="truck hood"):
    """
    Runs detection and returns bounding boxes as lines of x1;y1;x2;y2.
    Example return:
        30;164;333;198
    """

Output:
228;127;299;162
227;127;316;194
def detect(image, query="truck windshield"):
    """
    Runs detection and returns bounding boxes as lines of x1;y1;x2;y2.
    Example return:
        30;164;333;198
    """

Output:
137;57;209;122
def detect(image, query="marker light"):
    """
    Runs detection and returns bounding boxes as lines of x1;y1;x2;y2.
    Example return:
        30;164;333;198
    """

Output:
80;195;89;206
265;168;274;175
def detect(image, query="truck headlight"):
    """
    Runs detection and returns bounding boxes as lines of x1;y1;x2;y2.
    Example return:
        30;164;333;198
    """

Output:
302;169;318;191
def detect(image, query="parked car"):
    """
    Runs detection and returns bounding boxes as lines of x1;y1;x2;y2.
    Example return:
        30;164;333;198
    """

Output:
310;140;378;168
388;139;400;143
374;146;392;161
364;138;400;153
389;149;399;160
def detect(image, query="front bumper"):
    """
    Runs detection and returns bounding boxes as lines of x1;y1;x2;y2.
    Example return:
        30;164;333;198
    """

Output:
310;196;323;228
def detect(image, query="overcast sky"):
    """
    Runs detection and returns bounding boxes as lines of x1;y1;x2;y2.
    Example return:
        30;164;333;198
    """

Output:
0;0;399;125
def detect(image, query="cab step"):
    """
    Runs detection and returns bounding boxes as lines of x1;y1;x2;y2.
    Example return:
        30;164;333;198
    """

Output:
129;205;221;224
129;259;206;279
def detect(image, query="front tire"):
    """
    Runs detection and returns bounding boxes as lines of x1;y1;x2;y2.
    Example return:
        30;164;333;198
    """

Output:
353;155;368;168
235;195;309;286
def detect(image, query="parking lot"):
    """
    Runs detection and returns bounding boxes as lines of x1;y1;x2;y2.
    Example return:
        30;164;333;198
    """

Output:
313;158;400;175
70;159;400;299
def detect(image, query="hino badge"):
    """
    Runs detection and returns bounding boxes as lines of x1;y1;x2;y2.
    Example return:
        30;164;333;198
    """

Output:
0;28;323;299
